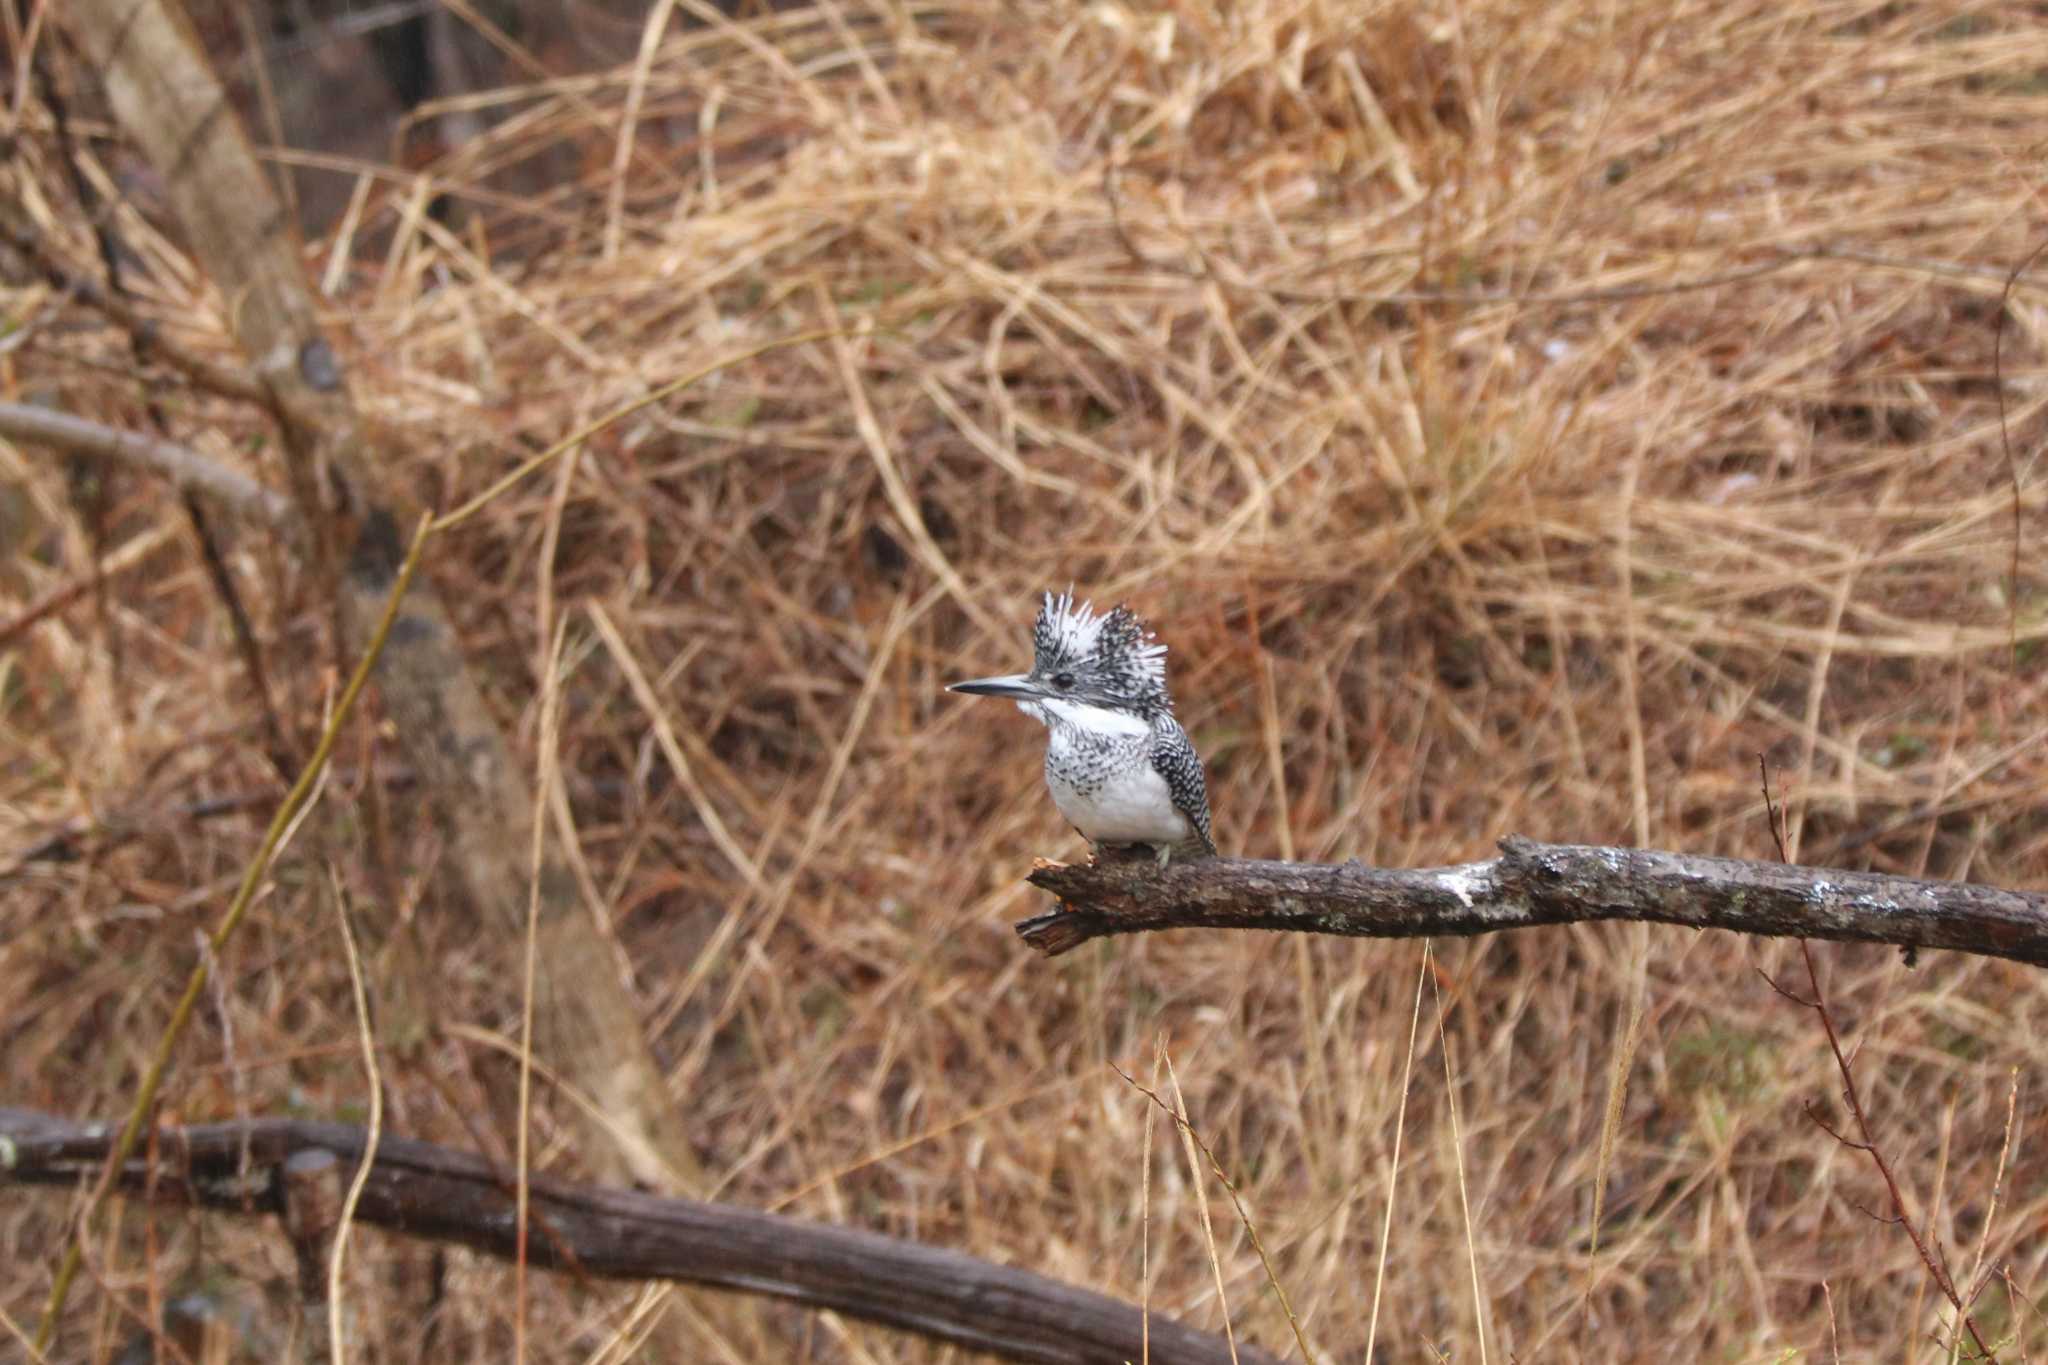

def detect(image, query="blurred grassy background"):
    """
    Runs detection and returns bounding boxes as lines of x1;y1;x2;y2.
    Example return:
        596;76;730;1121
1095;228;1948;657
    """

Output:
8;0;2048;1358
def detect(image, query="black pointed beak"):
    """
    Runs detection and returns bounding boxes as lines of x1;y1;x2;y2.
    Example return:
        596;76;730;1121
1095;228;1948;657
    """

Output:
946;673;1044;701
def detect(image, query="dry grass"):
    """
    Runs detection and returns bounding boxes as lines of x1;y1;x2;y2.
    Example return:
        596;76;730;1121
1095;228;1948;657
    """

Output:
9;0;2048;1358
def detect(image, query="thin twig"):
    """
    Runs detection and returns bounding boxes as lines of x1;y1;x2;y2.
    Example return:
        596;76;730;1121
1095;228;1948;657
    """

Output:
1760;756;1792;862
1431;947;1491;1365
1783;938;1995;1360
327;867;383;1363
1141;1044;1157;1365
0;400;293;525
1993;234;2048;673
0;1301;55;1364
1961;1072;2021;1325
1365;947;1428;1362
33;514;432;1350
1760;759;1999;1362
515;618;571;1363
1158;1049;1237;1365
1114;1054;1316;1365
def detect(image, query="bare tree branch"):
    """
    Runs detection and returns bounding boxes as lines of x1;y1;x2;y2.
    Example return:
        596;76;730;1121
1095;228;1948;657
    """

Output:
0;400;292;525
1018;837;2048;965
0;1107;1273;1365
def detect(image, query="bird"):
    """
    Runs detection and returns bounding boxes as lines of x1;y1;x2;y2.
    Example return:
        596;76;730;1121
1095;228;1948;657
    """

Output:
948;591;1215;866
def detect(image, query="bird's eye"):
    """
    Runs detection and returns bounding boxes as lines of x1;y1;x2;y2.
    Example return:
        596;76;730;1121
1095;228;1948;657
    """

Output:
1052;671;1075;690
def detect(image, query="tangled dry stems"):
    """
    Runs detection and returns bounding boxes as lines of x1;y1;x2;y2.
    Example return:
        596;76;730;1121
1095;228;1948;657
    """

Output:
8;0;2048;1357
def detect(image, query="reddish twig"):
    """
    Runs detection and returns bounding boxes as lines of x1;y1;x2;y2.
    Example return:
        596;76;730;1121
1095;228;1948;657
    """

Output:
1760;758;1999;1362
1760;757;1792;862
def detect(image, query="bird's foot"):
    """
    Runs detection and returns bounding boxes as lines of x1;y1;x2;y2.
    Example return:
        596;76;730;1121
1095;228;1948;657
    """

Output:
1089;841;1159;868
1158;837;1217;868
1132;840;1212;868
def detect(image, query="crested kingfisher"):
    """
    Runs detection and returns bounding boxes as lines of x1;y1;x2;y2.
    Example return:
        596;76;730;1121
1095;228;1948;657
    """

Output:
948;591;1216;865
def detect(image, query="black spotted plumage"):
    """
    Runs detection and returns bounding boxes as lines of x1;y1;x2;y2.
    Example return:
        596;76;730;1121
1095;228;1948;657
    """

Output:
1148;714;1214;853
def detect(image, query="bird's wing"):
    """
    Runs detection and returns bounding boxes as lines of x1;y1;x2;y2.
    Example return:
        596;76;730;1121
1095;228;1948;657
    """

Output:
1149;715;1215;852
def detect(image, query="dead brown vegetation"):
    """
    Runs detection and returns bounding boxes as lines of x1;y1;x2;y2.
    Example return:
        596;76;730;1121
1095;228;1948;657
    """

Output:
8;0;2048;1358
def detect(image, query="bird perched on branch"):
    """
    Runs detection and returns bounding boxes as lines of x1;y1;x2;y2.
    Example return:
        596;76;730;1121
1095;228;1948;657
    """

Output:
948;591;1215;866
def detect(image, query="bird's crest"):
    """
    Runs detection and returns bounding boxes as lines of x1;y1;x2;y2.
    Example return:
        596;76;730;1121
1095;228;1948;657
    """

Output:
1033;590;1171;713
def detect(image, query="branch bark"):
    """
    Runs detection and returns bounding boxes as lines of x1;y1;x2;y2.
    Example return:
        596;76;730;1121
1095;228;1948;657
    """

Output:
1019;836;2048;964
0;400;292;525
0;1107;1273;1365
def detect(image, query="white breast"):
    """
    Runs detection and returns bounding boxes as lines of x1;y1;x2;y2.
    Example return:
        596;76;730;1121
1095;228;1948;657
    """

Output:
1046;750;1192;845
